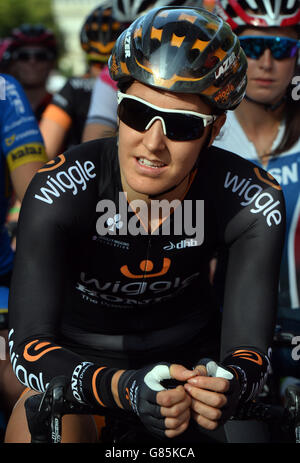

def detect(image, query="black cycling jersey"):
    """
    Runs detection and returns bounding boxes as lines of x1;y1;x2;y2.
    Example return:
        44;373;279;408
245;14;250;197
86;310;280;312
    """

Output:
8;137;285;404
44;76;94;148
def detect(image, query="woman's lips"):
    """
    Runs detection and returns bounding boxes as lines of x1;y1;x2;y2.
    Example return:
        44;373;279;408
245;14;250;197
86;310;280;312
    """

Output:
253;78;274;86
135;157;167;175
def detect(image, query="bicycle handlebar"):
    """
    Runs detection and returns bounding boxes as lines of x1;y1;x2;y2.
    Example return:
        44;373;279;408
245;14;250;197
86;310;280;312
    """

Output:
25;375;300;444
25;376;94;443
284;384;300;443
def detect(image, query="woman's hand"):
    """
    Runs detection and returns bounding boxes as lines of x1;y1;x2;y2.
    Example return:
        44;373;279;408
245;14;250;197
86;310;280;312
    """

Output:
156;364;197;438
184;364;232;430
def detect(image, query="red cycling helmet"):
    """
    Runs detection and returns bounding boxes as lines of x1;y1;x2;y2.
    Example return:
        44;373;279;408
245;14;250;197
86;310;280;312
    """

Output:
0;38;13;62
8;24;57;55
214;0;300;29
80;4;130;63
112;0;197;22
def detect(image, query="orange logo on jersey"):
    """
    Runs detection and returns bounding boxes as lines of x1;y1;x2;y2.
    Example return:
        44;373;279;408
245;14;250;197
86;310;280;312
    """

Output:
231;350;263;365
254;167;282;191
120;258;171;279
92;367;106;407
38;154;66;173
24;340;62;362
125;387;131;404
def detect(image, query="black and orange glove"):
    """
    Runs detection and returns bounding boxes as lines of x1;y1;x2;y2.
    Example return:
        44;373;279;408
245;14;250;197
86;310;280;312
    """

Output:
195;358;242;423
117;362;172;438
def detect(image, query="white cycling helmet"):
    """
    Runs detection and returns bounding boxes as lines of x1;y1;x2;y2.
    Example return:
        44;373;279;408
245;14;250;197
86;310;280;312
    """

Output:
112;0;200;22
214;0;300;29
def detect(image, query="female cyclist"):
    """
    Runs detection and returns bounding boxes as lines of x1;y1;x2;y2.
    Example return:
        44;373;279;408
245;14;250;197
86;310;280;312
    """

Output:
213;0;300;392
5;6;285;443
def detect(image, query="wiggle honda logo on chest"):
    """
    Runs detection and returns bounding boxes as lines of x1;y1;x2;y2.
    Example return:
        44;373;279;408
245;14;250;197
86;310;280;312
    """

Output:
34;155;96;204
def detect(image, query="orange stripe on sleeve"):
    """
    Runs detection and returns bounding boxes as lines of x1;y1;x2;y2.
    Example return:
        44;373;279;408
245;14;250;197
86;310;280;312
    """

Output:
92;367;107;407
42;104;72;130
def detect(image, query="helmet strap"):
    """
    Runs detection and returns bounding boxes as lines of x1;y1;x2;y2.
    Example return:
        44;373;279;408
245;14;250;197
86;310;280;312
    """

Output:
244;93;286;112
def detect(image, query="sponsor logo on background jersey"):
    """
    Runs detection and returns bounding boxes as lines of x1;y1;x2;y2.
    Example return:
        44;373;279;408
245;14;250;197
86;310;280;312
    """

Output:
3;115;36;134
7;143;46;170
6;80;26;115
268;161;299;186
5;129;40;147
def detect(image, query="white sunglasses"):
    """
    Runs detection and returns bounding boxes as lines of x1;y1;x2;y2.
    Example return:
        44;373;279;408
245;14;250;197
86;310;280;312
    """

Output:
117;91;218;141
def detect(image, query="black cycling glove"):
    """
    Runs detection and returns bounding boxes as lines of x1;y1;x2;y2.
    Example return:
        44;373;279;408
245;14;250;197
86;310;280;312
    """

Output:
195;358;242;424
117;362;173;438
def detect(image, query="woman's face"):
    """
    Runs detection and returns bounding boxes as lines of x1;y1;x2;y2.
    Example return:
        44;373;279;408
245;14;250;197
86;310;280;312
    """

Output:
118;81;225;199
239;27;298;105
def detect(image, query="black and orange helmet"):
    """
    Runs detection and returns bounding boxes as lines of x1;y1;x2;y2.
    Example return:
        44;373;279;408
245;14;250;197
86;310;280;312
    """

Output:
80;3;130;63
108;6;248;110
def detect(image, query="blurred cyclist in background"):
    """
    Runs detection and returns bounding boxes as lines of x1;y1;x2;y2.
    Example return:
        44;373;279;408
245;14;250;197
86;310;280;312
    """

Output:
0;71;47;423
0;38;13;73
212;0;300;399
4;24;57;122
2;25;57;249
40;3;130;160
82;0;198;142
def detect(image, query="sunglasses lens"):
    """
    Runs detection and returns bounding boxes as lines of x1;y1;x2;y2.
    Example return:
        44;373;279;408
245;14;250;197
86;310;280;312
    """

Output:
35;52;49;61
240;37;299;60
163;113;204;141
117;98;150;132
118;98;205;141
240;38;264;59
16;52;30;61
14;50;51;61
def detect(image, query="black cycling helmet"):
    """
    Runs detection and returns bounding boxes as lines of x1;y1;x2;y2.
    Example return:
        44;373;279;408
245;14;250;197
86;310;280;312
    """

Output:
80;4;130;63
112;0;198;22
109;6;247;110
8;24;57;56
214;0;300;29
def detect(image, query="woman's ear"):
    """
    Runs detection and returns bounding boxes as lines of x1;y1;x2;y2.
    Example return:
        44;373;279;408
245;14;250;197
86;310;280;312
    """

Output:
208;113;226;146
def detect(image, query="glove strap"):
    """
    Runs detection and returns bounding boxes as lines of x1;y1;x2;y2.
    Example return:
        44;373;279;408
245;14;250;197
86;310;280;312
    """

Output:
117;369;138;412
70;362;118;409
222;348;271;402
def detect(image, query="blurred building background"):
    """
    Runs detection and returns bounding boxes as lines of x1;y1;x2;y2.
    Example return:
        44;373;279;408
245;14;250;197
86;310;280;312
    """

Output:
52;0;106;76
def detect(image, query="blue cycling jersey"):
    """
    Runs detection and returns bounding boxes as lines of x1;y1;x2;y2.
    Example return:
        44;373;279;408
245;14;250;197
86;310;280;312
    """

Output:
0;73;46;276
